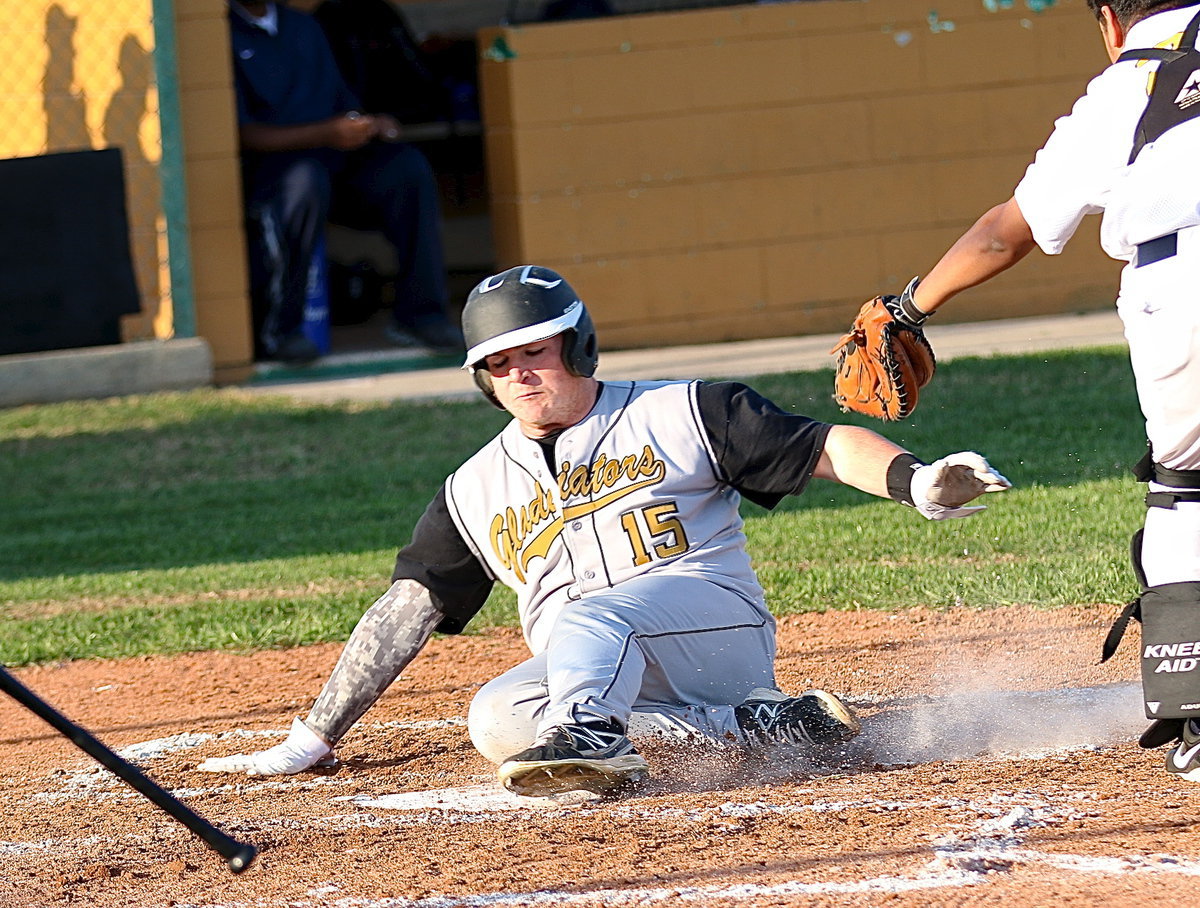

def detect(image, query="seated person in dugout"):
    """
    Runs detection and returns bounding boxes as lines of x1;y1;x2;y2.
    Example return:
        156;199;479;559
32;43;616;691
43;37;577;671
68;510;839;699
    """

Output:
200;265;1011;798
228;0;463;365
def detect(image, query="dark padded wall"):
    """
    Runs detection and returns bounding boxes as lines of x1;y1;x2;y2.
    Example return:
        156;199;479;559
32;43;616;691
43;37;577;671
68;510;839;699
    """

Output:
0;148;142;356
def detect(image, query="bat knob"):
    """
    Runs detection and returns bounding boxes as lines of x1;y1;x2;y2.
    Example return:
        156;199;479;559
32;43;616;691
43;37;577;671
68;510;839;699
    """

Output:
226;843;258;874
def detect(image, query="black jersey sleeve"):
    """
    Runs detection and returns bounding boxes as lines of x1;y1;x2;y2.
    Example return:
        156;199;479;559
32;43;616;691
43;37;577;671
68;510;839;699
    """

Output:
695;380;832;510
391;484;494;634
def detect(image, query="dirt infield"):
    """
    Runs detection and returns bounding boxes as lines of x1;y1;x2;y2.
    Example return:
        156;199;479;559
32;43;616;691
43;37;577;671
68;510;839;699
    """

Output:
2;603;1197;908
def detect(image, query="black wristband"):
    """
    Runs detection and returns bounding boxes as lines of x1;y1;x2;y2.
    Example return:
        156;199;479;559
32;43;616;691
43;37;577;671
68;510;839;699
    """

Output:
886;453;925;506
897;276;929;326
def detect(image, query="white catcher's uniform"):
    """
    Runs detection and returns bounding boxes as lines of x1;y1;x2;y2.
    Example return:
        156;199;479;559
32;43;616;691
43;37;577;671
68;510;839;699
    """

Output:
397;379;829;762
1013;3;1200;584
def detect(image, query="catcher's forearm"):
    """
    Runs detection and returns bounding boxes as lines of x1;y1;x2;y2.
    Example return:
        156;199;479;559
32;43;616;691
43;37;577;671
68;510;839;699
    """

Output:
912;197;1037;315
305;579;442;745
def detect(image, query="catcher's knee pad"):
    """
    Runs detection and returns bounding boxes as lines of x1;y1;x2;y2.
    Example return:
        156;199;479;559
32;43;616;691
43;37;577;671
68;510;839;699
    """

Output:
1139;581;1200;719
1101;531;1200;720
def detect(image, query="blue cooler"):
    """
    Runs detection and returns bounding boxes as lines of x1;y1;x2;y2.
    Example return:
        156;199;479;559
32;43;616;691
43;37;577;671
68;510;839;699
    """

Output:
302;233;332;354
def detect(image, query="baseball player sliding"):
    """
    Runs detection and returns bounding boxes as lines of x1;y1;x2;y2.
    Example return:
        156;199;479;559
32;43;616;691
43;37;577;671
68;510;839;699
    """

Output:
833;0;1200;780
201;265;1010;798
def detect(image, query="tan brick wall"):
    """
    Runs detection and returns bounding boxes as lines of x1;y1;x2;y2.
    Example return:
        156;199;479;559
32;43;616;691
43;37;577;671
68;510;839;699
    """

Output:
479;0;1123;349
175;0;254;380
3;0;1124;376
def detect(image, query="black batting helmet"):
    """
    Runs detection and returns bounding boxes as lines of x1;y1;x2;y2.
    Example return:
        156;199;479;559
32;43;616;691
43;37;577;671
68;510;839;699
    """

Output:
461;265;598;406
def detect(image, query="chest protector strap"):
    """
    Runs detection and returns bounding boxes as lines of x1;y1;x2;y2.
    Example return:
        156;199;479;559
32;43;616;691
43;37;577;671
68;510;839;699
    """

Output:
1119;7;1200;164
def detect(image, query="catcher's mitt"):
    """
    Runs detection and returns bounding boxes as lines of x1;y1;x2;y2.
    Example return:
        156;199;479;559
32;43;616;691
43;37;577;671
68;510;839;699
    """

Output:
829;294;936;421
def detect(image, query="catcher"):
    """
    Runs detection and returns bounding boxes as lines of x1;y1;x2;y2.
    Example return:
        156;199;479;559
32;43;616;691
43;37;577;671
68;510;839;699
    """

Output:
832;0;1200;779
199;265;1010;799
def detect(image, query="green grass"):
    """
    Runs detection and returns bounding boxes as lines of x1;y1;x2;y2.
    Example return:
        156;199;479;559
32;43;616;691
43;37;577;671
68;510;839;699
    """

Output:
0;347;1146;665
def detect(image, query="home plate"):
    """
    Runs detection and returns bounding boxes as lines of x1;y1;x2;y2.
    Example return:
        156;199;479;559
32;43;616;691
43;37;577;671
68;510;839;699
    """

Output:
338;783;598;812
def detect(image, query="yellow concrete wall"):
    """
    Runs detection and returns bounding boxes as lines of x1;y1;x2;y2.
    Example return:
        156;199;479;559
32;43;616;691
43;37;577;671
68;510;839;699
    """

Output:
479;0;1123;349
174;0;254;381
0;0;168;344
3;0;1124;376
0;0;253;380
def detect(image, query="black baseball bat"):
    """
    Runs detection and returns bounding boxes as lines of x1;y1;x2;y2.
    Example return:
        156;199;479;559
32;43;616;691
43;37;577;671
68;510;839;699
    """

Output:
0;665;257;874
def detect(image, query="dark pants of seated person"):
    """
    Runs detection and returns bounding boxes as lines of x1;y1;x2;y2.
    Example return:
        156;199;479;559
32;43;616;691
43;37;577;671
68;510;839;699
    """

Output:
242;142;448;360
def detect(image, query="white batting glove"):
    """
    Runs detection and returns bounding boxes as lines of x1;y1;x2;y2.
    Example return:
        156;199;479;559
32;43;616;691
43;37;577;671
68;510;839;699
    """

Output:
910;451;1011;520
197;717;335;776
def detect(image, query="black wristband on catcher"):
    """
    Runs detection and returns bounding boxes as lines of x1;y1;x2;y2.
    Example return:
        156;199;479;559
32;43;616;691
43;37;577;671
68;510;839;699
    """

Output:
895;276;929;327
886;453;925;506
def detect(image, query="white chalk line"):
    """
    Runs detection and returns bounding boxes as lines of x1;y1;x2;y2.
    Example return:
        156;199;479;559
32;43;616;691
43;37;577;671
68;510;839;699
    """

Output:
77;681;1146;806
173;871;985;908
930;798;1200;879
31;682;1146;806
162;791;1200;908
11;686;1196;906
164;846;1200;908
15;781;1200;907
27;718;470;804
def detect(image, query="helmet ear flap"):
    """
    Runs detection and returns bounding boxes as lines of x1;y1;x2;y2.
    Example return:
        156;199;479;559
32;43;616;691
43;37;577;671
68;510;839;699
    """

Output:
562;308;599;377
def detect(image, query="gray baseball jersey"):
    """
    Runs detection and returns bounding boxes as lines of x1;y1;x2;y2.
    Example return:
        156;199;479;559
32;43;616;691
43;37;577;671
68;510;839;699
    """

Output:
448;379;776;651
394;379;830;641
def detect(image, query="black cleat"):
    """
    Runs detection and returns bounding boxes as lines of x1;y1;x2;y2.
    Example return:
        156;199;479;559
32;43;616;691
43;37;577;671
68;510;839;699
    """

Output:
387;315;465;354
1141;717;1185;749
497;721;649;798
735;688;861;747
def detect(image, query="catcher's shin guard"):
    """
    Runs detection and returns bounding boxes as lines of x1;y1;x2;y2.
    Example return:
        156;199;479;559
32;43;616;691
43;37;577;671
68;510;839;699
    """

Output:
1137;580;1200;720
1101;531;1200;743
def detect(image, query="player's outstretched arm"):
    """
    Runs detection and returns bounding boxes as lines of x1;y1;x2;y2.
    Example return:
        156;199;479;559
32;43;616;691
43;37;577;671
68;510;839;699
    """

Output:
197;579;443;776
813;425;1010;519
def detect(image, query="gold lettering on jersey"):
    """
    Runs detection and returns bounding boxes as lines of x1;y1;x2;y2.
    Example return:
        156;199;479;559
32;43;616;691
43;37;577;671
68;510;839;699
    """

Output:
489;446;668;582
562;475;662;520
490;482;559;583
556;445;663;500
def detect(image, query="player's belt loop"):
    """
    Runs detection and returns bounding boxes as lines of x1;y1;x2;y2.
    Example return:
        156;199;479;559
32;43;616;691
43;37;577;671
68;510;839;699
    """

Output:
1135;232;1178;267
